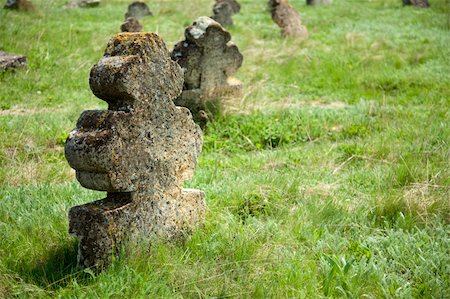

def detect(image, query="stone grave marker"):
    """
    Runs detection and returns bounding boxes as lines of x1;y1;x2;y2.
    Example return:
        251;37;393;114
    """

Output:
268;0;308;39
125;1;152;19
402;0;429;7
211;0;241;27
121;17;142;32
171;16;243;127
211;1;234;27
65;32;205;268
0;51;27;71
306;0;332;5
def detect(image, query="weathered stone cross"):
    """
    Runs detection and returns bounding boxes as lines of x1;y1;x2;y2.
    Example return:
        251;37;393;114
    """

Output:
171;16;243;126
65;32;205;268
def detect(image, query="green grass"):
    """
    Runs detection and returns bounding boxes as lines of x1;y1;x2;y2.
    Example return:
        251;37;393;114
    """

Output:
1;0;449;297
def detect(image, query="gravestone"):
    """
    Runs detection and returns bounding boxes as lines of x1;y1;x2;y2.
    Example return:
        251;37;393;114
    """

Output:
125;1;152;19
268;0;308;39
402;0;429;7
211;1;234;27
121;17;142;32
306;0;332;5
211;0;240;27
65;0;100;8
171;16;243;127
4;0;34;11
0;51;27;71
217;0;240;14
65;32;205;268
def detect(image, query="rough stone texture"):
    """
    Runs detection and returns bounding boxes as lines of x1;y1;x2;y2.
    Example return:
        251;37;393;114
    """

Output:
125;1;152;19
0;51;27;71
402;0;429;7
121;17;142;32
211;0;241;27
216;0;240;14
211;1;234;27
65;0;100;8
4;0;34;11
268;0;308;39
306;0;332;5
65;32;205;268
171;17;243;126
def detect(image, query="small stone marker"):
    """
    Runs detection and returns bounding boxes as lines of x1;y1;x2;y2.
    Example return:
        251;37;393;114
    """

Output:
65;0;100;8
211;1;234;27
171;16;243;126
268;0;308;39
65;32;205;268
4;0;34;11
402;0;429;7
121;17;142;32
306;0;332;5
125;1;152;19
0;51;27;71
211;0;241;27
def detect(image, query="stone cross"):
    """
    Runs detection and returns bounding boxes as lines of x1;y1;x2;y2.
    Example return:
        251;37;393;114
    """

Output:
211;0;241;27
65;32;205;268
268;0;308;39
171;16;243;126
125;1;152;19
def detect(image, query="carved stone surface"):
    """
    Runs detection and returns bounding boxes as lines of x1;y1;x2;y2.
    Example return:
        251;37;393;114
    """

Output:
269;0;308;39
171;17;243;126
125;1;152;19
402;0;429;7
4;0;34;11
65;32;205;268
121;17;142;32
0;51;27;71
306;0;332;5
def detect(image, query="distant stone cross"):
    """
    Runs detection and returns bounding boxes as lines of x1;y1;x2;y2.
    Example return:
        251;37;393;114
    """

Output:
211;0;241;27
269;0;308;39
65;32;205;268
171;17;243;126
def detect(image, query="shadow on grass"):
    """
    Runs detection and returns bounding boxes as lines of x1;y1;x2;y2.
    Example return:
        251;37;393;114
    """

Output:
18;239;93;290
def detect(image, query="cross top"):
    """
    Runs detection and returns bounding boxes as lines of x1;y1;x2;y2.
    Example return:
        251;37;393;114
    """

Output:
66;32;202;195
172;16;243;91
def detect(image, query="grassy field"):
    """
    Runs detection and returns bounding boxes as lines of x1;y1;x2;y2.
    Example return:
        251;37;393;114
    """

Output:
0;0;449;297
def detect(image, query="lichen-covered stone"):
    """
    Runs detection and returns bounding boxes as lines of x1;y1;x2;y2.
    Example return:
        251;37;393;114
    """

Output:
269;0;308;39
171;17;243;126
65;32;205;268
121;17;142;32
402;0;429;8
0;51;27;71
124;1;152;19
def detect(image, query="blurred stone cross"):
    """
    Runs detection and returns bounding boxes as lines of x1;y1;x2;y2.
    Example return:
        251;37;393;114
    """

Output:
171;16;243;127
65;32;205;268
